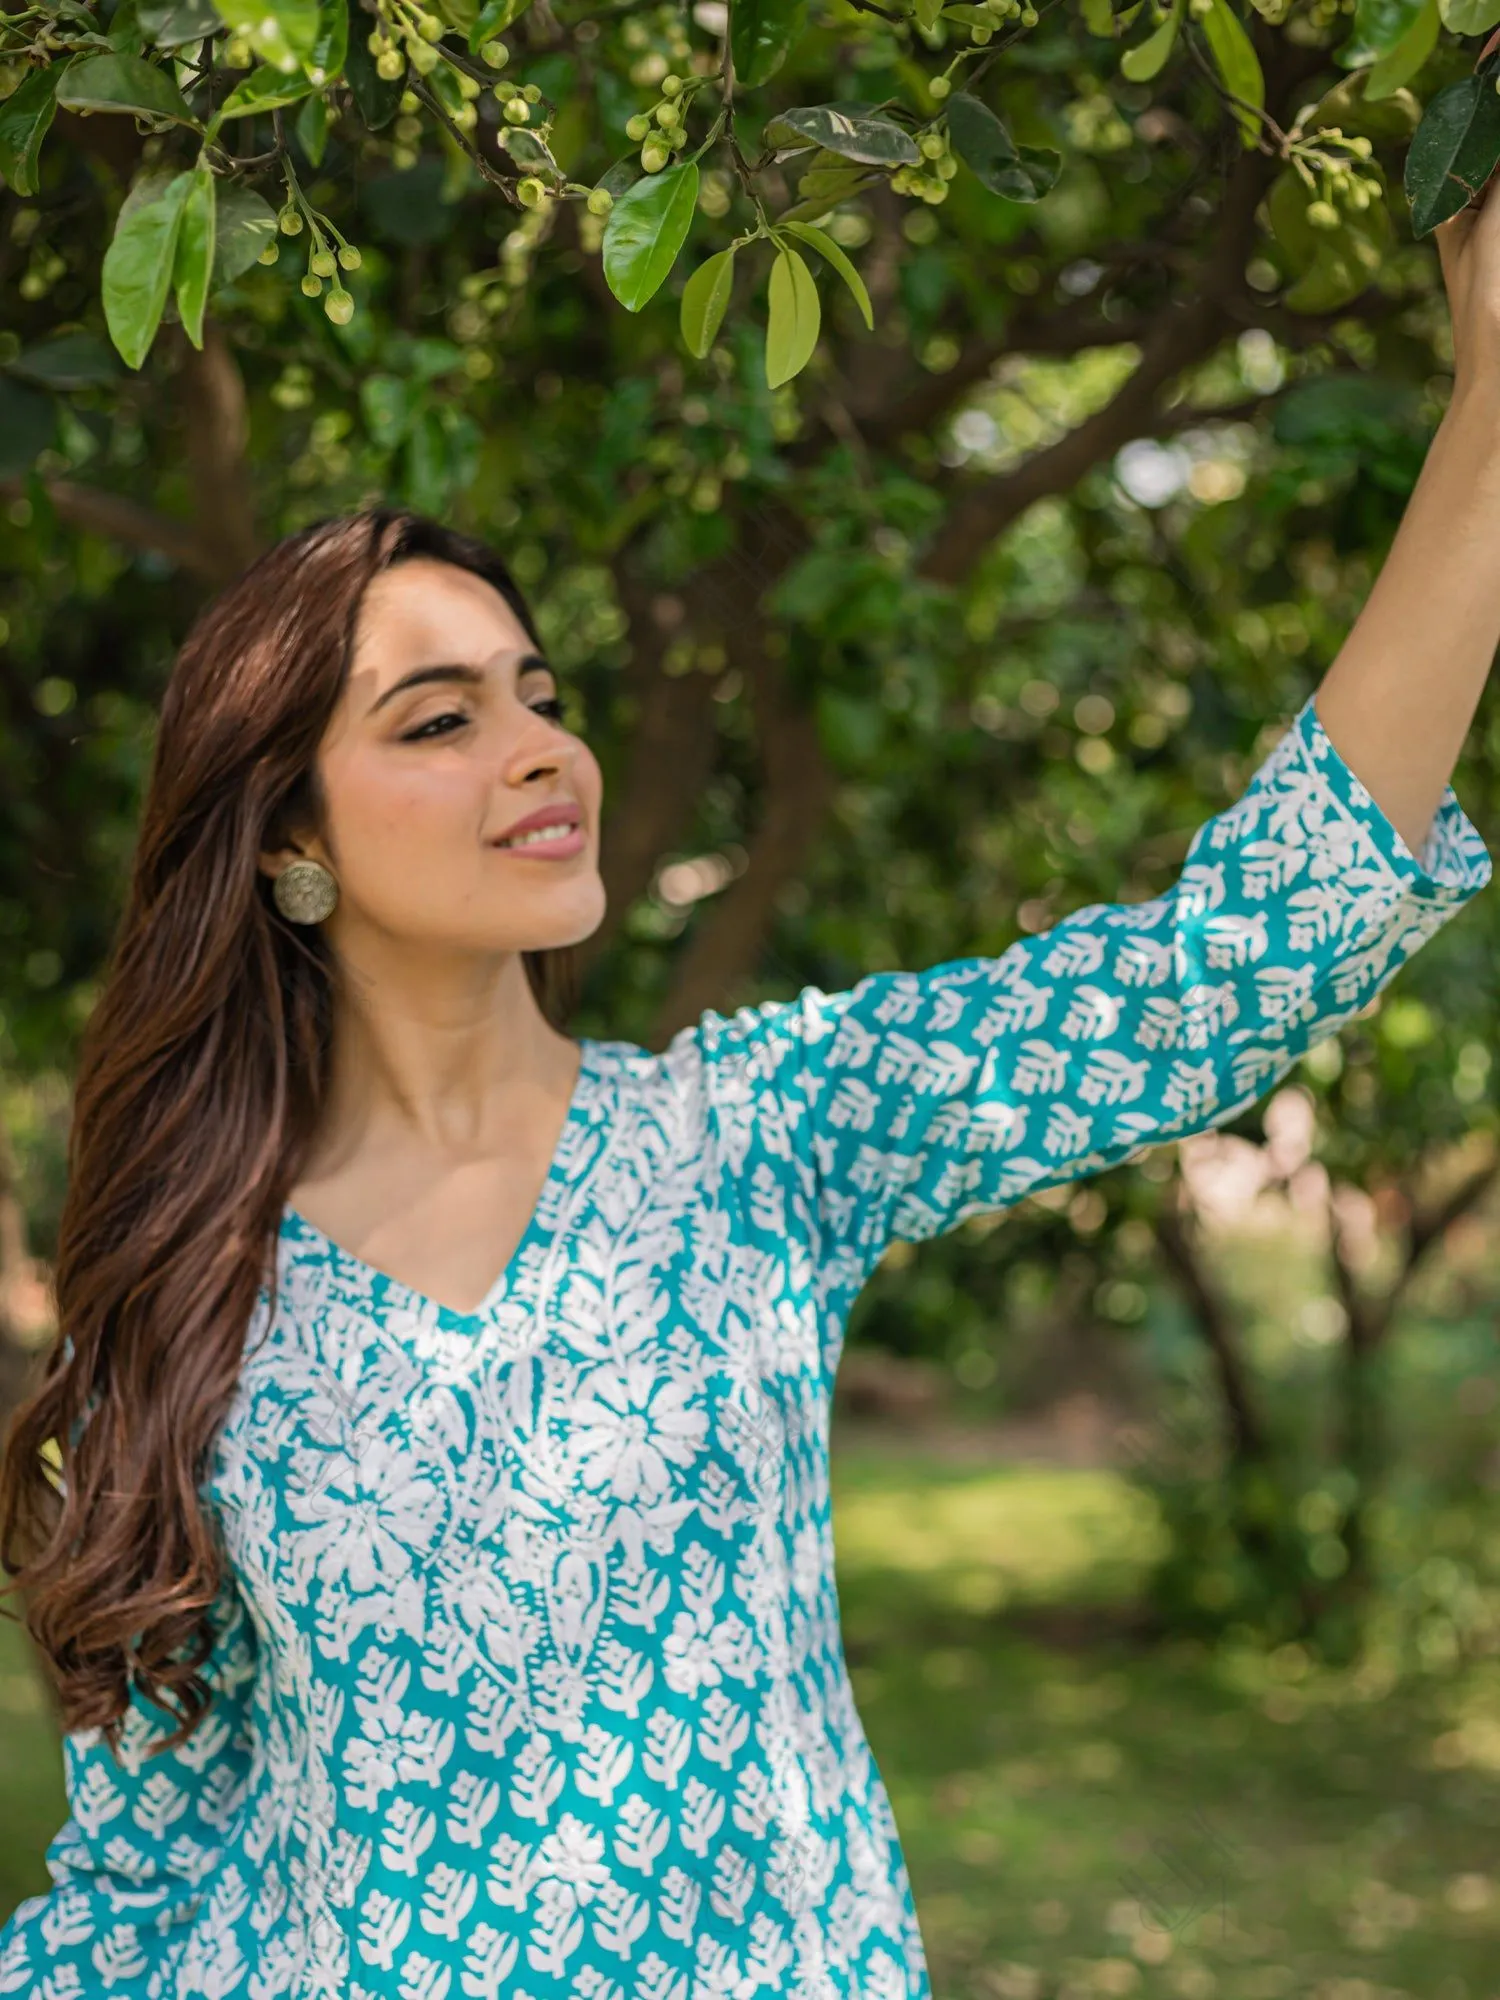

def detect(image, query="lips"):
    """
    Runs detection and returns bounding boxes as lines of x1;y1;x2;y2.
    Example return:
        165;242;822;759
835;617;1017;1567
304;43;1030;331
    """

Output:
492;802;582;848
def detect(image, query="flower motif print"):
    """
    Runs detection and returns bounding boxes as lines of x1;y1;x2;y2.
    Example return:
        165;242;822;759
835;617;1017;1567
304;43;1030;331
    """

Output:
1;694;1489;2000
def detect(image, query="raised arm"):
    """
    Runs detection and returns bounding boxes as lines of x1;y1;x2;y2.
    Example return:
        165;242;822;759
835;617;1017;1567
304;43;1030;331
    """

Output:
690;701;1491;1336
1315;195;1500;854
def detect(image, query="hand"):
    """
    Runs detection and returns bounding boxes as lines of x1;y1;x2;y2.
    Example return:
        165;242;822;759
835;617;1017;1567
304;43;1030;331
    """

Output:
1435;159;1500;404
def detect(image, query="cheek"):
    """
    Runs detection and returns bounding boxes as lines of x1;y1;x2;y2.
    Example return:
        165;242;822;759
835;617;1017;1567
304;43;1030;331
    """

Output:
325;750;482;859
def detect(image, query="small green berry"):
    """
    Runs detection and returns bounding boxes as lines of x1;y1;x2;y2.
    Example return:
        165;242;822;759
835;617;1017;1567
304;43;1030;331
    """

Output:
937;154;957;179
457;71;480;99
929;74;951;99
257;241;280;264
503;94;529;121
408;38;438;71
309;248;336;277
1306;199;1339;229
301;272;323;296
325;287;355;325
969;21;992;40
625;112;651;140
661;72;683;96
279;205;304;235
919;131;945;159
517;175;547;206
416;9;443;38
337;243;362;269
641;140;668;171
654;99;680;127
376;47;404;77
586;185;614;214
481;37;509;65
522;82;541;101
365;29;386;53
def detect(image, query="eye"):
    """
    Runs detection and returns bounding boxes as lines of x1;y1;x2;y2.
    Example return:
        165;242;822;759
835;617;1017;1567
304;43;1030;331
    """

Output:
530;696;566;722
401;710;468;742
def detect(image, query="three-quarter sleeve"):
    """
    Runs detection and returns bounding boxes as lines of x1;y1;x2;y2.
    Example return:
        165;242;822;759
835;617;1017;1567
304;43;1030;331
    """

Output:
692;695;1491;1304
0;1571;259;1995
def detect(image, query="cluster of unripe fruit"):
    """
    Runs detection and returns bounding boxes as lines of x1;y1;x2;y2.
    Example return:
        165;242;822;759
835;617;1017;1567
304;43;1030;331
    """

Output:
946;0;1038;41
890;121;959;202
1301;132;1379;229
623;72;693;173
257;202;363;322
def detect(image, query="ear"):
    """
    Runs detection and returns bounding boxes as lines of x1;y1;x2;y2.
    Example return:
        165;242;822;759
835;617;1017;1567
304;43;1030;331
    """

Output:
257;838;324;884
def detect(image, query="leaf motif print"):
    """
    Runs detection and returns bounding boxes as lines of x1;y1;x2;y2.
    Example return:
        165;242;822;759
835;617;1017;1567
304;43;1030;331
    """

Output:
1041;926;1106;977
1059;984;1124;1041
613;1794;671;1877
6;700;1488;2000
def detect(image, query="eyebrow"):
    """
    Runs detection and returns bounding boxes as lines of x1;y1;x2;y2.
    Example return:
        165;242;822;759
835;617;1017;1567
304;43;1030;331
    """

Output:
367;653;553;717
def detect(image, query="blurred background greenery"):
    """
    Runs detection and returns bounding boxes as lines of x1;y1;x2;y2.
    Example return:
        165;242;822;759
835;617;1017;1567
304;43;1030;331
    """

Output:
5;0;1500;1990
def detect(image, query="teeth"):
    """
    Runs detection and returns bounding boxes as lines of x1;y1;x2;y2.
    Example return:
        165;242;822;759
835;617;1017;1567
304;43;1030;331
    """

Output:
502;822;577;849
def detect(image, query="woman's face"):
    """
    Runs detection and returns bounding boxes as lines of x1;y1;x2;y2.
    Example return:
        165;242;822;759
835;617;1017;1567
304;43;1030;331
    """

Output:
265;556;606;959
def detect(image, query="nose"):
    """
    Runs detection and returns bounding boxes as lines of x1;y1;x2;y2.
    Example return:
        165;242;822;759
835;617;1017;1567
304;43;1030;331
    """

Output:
504;710;577;789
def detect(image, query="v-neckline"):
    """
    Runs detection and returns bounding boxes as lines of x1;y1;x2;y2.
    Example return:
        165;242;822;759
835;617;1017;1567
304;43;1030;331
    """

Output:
279;1036;601;1330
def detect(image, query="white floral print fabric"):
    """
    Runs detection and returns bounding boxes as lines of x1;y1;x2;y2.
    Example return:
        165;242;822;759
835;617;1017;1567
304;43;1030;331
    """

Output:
1;697;1490;2000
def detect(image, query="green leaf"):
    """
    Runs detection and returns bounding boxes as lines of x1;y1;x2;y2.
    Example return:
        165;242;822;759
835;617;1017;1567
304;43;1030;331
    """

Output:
213;62;317;119
765;241;820;387
1440;0;1500;34
1363;0;1438;96
731;0;808;89
436;0;478;34
762;103;919;166
601;160;700;312
55;51;196;124
467;0;531;48
210;182;278;284
946;92;1062;200
915;0;945;27
306;0;348;85
0;377;57;479
210;0;320;71
1081;0;1116;32
137;0;220;45
9;332;120;389
1119;0;1184;81
1335;0;1425;64
102;168;194;369
1199;0;1264;147
777;219;873;329
346;0;404;128
0;63;65;198
174;164;216;347
296;89;329;163
1405;70;1500;234
680;247;737;357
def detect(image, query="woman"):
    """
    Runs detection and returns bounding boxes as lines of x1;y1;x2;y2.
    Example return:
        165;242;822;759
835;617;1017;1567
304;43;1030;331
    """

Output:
1;203;1498;1999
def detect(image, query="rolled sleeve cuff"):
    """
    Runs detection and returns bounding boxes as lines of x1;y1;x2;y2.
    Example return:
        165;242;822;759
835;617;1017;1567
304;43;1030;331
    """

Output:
1290;693;1493;907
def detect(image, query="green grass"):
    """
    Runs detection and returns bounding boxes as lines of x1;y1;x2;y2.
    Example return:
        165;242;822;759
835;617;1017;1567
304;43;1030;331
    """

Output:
4;1453;1499;2000
830;1451;1500;2000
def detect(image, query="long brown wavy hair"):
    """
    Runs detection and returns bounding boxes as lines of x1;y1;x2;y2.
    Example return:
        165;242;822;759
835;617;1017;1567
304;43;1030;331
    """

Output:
0;509;580;1754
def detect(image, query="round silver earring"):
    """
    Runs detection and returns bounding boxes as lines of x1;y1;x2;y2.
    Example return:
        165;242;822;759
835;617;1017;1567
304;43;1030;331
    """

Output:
272;859;339;924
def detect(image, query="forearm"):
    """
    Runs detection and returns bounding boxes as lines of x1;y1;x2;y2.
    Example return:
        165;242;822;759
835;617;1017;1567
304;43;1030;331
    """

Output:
1314;381;1500;857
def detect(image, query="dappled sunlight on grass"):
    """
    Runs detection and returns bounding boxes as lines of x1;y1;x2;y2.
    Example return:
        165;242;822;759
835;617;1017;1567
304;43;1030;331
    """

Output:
830;1458;1165;1620
831;1444;1500;2000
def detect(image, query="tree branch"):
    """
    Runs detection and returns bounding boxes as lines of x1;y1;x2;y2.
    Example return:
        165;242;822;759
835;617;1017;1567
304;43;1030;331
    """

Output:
0;477;221;579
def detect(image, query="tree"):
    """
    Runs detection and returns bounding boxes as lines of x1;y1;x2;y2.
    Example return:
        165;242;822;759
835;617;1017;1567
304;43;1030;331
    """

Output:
2;0;1498;1659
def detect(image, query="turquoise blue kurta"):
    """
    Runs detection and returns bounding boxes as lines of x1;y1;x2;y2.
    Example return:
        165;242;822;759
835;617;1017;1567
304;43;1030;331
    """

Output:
1;697;1490;2000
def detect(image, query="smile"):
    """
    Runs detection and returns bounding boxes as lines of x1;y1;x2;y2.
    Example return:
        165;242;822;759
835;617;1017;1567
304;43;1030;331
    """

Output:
493;822;585;856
